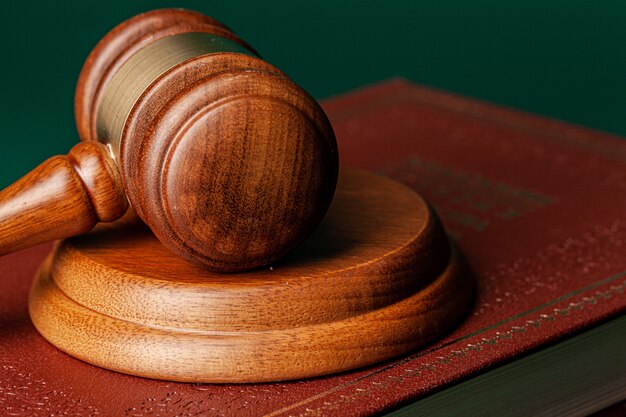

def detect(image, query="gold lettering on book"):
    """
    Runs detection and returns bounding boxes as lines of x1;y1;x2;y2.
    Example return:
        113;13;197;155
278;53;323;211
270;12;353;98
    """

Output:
380;156;556;236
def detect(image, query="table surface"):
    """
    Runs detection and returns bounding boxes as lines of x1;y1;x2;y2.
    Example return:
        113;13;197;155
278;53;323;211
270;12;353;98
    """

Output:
2;0;626;188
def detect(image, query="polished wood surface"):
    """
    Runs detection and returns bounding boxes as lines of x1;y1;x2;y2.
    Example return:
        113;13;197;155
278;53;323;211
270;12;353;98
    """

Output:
122;60;337;271
0;9;337;271
0;142;126;255
29;170;473;383
78;8;337;272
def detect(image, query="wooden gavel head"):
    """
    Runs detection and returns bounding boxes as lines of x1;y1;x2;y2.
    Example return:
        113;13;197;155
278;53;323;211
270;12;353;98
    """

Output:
0;9;338;272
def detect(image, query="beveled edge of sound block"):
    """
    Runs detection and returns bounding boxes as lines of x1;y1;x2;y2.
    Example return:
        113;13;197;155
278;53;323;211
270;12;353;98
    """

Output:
28;170;474;383
29;244;472;383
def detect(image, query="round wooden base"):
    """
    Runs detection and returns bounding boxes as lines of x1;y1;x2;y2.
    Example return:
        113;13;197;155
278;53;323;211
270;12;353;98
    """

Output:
29;170;473;383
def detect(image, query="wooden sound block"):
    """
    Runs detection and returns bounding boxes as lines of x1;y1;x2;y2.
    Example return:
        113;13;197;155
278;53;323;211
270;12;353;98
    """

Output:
29;170;473;383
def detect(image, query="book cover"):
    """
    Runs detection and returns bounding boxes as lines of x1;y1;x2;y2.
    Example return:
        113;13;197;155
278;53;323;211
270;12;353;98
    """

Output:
1;79;625;416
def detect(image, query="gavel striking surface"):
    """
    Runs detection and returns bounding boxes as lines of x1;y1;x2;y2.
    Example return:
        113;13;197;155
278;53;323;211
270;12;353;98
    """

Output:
29;170;473;383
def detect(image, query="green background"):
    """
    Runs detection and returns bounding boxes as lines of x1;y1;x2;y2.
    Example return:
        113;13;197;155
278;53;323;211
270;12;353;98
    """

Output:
2;0;626;188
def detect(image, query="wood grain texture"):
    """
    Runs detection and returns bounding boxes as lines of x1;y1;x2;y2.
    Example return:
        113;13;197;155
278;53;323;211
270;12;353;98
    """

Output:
78;8;338;271
122;58;338;271
29;170;473;383
0;142;127;256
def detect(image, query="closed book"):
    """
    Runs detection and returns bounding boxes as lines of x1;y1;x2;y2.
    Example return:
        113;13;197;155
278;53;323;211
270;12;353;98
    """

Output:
1;79;625;416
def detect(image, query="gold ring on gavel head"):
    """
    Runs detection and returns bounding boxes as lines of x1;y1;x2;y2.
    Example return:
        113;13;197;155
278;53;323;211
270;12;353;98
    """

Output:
95;32;255;156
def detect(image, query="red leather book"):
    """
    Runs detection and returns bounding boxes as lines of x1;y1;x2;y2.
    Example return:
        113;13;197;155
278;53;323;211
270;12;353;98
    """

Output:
1;79;625;416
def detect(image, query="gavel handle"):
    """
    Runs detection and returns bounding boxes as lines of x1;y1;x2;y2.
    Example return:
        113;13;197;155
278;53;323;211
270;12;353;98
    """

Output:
0;142;128;255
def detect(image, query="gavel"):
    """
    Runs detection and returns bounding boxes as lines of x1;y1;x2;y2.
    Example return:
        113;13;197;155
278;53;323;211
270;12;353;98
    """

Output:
0;9;338;272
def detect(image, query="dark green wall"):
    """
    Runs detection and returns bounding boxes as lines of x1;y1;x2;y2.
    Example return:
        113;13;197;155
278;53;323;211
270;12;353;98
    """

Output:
2;0;625;188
